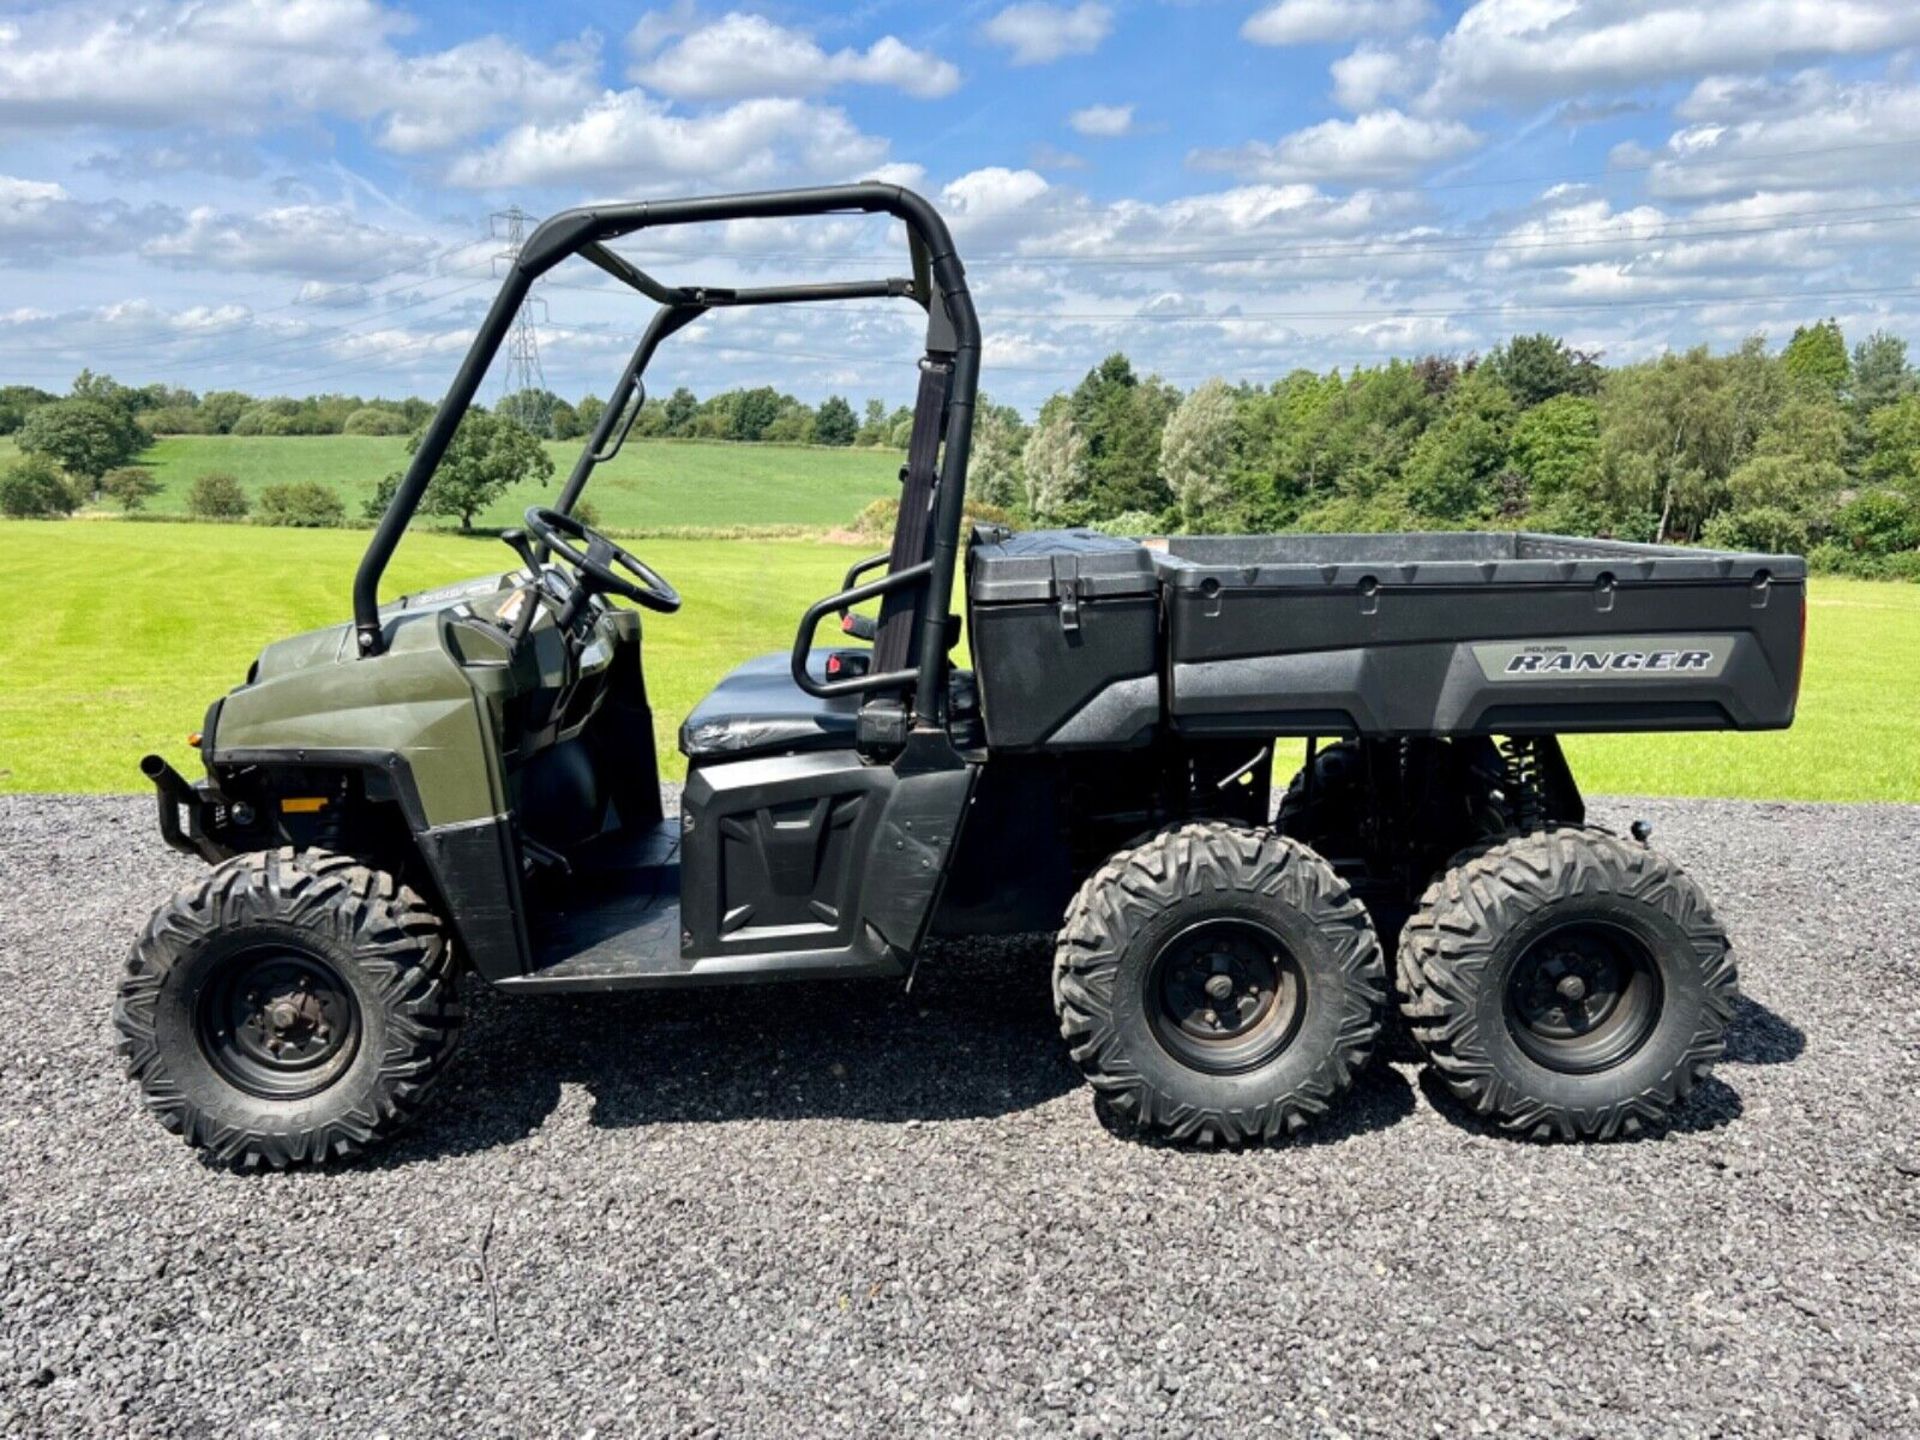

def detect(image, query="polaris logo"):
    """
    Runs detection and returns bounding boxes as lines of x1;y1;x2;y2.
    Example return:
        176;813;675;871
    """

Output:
1505;649;1712;674
1473;635;1732;682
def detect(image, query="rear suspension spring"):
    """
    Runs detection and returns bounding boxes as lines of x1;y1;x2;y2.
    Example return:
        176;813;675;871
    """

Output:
1500;737;1546;834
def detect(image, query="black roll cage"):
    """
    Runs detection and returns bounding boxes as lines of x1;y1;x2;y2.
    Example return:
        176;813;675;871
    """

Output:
353;183;981;729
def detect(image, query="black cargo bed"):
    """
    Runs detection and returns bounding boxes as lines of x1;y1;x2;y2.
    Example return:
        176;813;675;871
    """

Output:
965;528;1805;749
1152;531;1804;738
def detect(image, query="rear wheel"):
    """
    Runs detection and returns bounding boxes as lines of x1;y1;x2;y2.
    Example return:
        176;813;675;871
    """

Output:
114;848;462;1169
1053;823;1384;1145
1397;827;1734;1140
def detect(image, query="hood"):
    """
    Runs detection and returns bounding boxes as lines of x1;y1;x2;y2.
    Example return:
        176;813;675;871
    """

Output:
249;571;517;684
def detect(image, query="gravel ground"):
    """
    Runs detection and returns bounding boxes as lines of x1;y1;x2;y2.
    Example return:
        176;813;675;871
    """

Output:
1;793;1917;1439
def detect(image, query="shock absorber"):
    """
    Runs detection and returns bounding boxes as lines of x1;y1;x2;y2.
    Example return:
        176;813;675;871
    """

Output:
1500;737;1546;834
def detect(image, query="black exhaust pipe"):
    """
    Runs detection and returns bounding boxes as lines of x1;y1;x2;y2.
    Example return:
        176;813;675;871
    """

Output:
141;754;227;863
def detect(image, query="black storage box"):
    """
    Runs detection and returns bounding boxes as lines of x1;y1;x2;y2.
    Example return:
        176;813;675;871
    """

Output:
966;529;1162;750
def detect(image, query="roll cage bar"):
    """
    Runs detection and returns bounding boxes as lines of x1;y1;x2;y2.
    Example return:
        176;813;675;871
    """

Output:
353;183;981;729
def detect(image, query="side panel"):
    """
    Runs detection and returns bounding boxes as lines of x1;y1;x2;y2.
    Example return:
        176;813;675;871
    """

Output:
1167;580;1804;736
680;750;975;969
415;814;529;981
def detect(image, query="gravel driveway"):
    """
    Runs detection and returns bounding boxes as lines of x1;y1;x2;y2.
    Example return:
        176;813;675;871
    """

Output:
2;793;1916;1438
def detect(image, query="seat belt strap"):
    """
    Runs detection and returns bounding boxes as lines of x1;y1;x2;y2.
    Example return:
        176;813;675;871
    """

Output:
872;357;951;677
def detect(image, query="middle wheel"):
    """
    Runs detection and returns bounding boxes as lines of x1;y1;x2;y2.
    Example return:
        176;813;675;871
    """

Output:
1053;823;1385;1145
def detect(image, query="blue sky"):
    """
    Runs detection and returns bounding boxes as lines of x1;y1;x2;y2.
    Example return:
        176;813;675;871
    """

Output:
2;0;1919;411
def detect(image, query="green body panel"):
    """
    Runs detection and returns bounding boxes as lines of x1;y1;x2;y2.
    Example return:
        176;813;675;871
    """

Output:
212;576;514;828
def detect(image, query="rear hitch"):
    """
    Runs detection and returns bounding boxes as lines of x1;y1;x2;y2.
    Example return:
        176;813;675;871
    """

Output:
140;754;231;864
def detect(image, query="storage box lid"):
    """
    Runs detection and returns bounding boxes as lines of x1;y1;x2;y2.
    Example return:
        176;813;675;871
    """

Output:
968;528;1160;604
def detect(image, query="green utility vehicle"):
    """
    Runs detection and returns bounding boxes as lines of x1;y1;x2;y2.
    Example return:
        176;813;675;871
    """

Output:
117;186;1803;1167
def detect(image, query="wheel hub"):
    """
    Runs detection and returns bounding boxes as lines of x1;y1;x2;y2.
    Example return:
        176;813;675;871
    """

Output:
1505;923;1662;1074
1148;920;1305;1074
199;948;361;1100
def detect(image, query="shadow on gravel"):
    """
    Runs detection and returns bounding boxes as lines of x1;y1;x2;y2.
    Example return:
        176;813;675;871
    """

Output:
1721;995;1806;1065
1413;1067;1745;1141
1094;1057;1416;1150
360;944;1792;1168
369;936;1084;1167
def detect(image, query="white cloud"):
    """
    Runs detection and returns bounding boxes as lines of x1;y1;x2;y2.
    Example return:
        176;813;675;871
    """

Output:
0;0;597;152
942;167;1053;219
1352;314;1475;352
1425;0;1920;110
444;90;889;191
932;178;1427;276
0;175;176;265
864;162;930;191
934;166;1064;251
1243;0;1433;47
142;204;441;279
79;141;263;181
630;13;960;101
1190;109;1481;182
1636;78;1920;198
7;0;1920;410
1675;69;1838;123
376;34;604;154
628;1;700;58
1068;103;1135;137
982;3;1113;66
297;279;372;309
1330;42;1429;110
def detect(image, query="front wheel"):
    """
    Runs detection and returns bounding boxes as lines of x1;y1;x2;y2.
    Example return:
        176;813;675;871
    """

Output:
114;848;462;1169
1397;827;1735;1140
1053;824;1385;1146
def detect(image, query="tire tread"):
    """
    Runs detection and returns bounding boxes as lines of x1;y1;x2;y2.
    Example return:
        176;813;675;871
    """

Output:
1395;825;1735;1140
113;847;462;1169
1052;822;1385;1147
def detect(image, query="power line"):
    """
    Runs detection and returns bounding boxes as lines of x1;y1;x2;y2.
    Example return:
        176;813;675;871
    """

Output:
979;282;1920;325
230;271;1920;399
520;201;1919;288
15;194;1907;374
959;205;1920;268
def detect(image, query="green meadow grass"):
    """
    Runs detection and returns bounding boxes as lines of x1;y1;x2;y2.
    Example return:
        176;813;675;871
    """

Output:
0;521;1913;801
73;432;902;533
0;521;868;791
1561;577;1920;802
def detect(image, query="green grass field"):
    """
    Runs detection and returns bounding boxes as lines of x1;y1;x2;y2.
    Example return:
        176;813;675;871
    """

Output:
0;521;870;791
0;520;1915;801
8;432;901;534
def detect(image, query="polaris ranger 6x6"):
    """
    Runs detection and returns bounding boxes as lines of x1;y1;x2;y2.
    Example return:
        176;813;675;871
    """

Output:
117;185;1804;1167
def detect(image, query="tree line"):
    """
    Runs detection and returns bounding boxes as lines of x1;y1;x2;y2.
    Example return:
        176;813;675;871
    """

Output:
969;323;1920;579
0;371;899;449
4;325;1920;577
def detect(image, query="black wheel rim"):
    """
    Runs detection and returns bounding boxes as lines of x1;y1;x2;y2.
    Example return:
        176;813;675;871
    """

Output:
197;945;361;1100
1147;919;1304;1075
1504;920;1662;1074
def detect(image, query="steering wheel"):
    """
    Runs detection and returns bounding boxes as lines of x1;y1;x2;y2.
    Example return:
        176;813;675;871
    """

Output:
522;506;681;615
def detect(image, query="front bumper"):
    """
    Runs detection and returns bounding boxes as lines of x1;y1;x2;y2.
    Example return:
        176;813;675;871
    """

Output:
140;755;234;864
